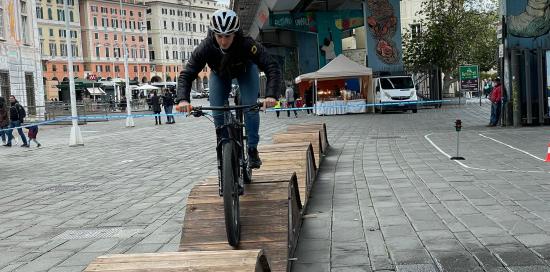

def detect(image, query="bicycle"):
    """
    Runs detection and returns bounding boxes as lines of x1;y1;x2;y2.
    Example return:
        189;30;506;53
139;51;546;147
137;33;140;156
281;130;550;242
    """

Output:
183;100;263;247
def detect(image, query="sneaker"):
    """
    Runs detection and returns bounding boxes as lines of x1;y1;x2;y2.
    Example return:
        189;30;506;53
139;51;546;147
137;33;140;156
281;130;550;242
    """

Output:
21;144;29;148
3;143;11;147
248;147;262;169
37;143;41;148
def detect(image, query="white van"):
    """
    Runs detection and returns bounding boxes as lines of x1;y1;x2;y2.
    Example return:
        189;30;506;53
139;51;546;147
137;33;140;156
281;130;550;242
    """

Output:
374;75;418;113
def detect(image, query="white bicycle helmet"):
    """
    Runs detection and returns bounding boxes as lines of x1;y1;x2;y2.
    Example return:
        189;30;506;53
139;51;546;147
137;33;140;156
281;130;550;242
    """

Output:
210;9;240;35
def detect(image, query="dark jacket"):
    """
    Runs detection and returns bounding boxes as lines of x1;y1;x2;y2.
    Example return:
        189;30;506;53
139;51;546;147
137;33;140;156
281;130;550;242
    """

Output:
150;95;162;112
9;102;23;122
163;93;175;107
177;30;282;103
0;107;8;127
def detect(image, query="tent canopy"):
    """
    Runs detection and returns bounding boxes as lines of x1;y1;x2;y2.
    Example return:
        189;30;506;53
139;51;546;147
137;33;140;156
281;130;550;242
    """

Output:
134;84;160;91
295;54;373;83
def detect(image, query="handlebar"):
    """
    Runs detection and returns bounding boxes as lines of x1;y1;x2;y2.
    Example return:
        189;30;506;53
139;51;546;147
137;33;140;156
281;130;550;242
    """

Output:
177;102;264;117
192;102;264;112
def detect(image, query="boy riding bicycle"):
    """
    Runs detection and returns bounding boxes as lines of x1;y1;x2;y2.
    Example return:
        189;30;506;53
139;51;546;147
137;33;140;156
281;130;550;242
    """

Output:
176;9;282;169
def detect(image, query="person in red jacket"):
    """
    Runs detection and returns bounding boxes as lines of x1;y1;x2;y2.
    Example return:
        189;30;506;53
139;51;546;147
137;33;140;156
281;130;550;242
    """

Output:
488;78;502;127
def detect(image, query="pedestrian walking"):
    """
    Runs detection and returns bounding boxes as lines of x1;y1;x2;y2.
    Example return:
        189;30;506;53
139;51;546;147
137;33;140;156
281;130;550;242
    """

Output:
150;91;162;125
4;95;28;147
0;97;9;145
274;95;284;118
488;78;502;127
163;90;175;124
25;125;41;147
285;84;298;118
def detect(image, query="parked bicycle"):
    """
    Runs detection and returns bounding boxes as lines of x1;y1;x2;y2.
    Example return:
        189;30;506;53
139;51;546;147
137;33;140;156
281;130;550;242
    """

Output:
179;100;263;247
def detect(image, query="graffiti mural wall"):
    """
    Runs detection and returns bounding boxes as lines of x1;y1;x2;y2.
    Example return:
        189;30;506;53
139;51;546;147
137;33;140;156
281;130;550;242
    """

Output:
364;0;404;73
270;10;364;68
506;0;550;48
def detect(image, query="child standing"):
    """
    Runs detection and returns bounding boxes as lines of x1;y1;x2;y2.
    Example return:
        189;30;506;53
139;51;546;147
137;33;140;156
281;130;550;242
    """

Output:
26;125;41;147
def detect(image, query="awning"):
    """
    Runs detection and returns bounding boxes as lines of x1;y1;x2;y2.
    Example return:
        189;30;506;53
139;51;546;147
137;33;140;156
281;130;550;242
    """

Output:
87;87;106;95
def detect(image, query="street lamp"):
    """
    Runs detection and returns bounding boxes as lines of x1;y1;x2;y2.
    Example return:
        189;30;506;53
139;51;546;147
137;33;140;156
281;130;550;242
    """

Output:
64;0;83;145
119;0;134;127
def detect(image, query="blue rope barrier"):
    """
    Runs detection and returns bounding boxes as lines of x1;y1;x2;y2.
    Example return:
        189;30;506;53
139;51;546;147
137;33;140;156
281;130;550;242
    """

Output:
0;99;452;132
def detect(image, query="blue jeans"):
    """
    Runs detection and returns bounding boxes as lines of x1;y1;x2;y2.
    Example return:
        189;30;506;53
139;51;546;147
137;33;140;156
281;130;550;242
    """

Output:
7;120;27;145
0;125;7;142
164;105;174;123
490;102;501;126
209;62;260;148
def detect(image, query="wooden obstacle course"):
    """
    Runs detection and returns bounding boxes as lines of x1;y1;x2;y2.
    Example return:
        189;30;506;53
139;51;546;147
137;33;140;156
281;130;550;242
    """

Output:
272;131;322;164
179;174;302;272
286;123;329;153
256;142;317;207
84;250;271;272
84;123;329;272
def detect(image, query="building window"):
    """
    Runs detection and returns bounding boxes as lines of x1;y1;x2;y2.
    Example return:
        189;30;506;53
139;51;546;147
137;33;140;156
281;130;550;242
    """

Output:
96;65;102;72
95;46;100;57
52;64;57;72
113;34;117;41
20;0;29;44
93;17;97;26
163;37;167;44
105;46;110;57
0;8;5;39
146;21;150;30
173;50;177;60
69;10;73;22
71;44;78;57
140;48;145;59
133;66;137;73
138;11;142;17
138;36;143;42
172;37;176;44
105;65;110;72
49;43;57;56
63;65;67;72
36;7;43;19
131;35;135;42
0;71;11;99
411;24;422;38
165;50;169;59
149;51;155;60
25;73;36;114
60;44;67;56
94;32;99;39
147;37;152;45
48;8;52;20
130;10;133;16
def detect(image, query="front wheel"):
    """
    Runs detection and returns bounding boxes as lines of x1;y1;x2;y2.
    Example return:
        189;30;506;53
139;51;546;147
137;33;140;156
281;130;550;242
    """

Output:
222;141;241;247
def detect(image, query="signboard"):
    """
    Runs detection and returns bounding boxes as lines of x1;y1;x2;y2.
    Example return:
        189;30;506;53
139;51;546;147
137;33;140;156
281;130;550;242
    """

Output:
459;65;479;91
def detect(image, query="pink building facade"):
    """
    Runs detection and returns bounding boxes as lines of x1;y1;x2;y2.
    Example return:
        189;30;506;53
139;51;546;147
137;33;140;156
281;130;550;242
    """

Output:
79;0;150;82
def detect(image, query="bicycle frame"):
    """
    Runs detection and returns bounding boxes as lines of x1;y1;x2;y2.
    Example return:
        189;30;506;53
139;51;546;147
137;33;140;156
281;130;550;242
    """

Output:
215;109;245;196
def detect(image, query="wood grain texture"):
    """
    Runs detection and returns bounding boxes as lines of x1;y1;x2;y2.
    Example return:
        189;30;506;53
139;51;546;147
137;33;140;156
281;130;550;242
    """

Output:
179;174;302;272
286;123;329;153
84;250;271;272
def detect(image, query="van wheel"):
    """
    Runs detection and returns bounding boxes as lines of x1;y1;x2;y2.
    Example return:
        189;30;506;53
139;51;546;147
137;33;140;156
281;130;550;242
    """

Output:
412;109;418;113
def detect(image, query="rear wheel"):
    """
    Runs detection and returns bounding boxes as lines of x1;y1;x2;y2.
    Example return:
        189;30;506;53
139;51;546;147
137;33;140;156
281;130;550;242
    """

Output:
222;141;240;247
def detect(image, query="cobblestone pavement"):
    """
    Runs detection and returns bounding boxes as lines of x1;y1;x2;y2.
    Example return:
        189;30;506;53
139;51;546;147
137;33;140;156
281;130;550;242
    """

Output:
1;100;550;272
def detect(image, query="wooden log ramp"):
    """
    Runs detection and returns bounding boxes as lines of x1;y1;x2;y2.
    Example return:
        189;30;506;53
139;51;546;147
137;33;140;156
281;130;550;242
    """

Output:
84;249;271;272
84;123;328;272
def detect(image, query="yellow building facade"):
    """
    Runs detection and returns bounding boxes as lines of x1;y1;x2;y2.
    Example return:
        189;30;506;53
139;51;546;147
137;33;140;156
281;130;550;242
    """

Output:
36;0;84;101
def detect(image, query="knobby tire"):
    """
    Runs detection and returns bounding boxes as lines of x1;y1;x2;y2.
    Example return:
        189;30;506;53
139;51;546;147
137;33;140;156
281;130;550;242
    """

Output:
222;141;241;247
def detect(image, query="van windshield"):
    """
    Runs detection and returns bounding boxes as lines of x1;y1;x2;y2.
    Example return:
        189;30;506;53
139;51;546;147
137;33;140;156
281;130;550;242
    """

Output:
380;77;414;90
